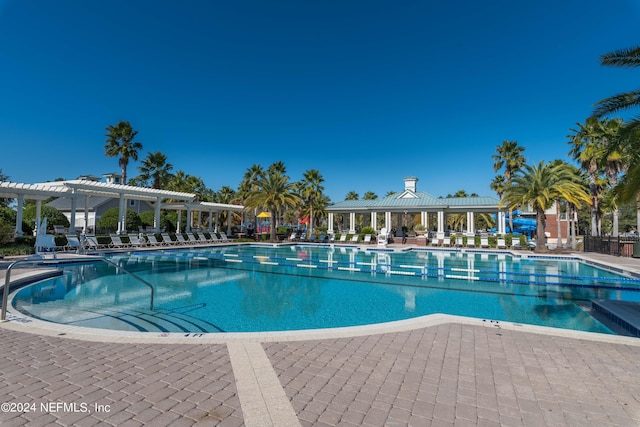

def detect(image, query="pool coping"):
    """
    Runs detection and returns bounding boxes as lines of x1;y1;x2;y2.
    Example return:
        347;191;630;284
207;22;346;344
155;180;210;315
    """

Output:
1;247;640;345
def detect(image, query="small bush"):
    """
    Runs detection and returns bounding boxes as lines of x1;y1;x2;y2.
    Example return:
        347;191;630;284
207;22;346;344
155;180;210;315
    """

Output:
97;208;142;232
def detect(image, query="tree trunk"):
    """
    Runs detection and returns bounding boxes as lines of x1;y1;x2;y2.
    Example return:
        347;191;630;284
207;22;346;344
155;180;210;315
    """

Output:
589;173;598;236
534;209;547;253
270;209;277;242
556;200;562;249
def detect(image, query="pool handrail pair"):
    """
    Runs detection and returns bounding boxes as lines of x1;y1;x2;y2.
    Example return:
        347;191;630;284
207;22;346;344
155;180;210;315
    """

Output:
1;256;155;321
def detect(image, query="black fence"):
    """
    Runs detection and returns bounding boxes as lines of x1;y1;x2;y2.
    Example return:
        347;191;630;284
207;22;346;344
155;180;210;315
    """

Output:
583;235;640;257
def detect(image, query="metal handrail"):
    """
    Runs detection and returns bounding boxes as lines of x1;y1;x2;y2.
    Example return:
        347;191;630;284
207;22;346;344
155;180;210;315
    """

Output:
1;256;155;321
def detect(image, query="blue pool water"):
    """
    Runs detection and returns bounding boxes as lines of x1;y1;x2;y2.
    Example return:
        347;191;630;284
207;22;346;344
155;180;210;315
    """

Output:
12;245;640;334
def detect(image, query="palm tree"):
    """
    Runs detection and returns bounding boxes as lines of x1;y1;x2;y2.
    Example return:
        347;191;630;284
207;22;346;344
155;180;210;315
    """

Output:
104;121;142;185
345;191;359;200
492;140;526;233
238;164;265;228
501;161;591;252
244;165;300;242
593;45;640;136
299;169;325;239
136;151;173;189
567;117;610;236
490;175;506;198
363;191;378;200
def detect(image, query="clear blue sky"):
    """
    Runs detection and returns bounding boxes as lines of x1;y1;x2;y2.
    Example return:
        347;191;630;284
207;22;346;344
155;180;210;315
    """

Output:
1;0;639;202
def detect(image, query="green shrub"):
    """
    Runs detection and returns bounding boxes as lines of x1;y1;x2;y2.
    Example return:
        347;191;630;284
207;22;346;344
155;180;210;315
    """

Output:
22;205;69;233
97;208;142;232
360;227;375;236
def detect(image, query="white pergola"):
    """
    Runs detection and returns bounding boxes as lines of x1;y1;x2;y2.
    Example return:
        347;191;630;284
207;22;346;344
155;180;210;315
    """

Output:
163;201;245;235
0;180;244;235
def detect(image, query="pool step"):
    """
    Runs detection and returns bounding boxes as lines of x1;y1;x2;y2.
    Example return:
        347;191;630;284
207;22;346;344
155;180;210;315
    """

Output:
591;300;640;337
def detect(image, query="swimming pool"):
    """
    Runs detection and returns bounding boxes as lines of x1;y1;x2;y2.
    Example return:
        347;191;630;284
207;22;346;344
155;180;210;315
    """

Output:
11;245;640;334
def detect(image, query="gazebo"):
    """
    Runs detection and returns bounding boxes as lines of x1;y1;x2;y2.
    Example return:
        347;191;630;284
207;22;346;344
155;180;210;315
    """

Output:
326;177;506;237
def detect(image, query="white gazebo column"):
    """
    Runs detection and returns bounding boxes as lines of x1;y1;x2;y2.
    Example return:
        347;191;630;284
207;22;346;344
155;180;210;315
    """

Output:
421;211;428;228
437;211;444;234
177;210;182;233
215;212;219;233
348;212;356;234
498;211;506;234
154;197;162;232
117;193;126;234
384;211;392;231
466;211;474;235
207;210;213;232
227;210;232;235
15;194;24;236
328;212;334;234
370;212;377;232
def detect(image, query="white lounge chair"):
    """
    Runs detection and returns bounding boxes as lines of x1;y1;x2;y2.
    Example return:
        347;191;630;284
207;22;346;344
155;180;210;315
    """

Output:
175;233;189;245
186;232;201;244
65;234;82;251
350;234;360;243
219;232;230;242
338;234;348;243
363;234;372;244
455;236;464;247
430;236;440;246
85;235;105;250
467;236;476;248
480;237;490;248
289;232;298;241
442;237;451;247
497;238;507;249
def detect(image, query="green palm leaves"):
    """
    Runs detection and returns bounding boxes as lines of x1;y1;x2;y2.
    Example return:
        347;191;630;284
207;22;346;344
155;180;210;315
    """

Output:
104;121;142;185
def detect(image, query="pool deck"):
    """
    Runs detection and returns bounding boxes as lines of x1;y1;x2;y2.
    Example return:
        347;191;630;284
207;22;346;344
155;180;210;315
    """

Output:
1;247;640;426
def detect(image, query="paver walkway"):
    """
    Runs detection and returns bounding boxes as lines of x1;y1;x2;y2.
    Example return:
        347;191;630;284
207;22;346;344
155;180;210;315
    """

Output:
0;321;639;426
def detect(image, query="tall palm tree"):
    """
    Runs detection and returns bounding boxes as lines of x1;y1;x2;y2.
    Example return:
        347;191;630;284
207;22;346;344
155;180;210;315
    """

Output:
244;166;300;242
567;117;609;236
299;169;325;238
136;151;173;189
492;140;526;233
238;164;265;227
104;121;142;185
363;191;378;200
501;161;591;252
490;175;506;198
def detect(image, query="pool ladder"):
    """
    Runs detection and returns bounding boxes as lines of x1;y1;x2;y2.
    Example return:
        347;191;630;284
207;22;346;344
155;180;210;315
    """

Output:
1;256;155;321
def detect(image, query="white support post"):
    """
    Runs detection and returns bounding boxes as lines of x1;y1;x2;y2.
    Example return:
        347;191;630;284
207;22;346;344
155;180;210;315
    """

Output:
371;212;377;232
117;194;126;234
154;197;162;232
186;206;192;232
227;210;232;235
349;212;356;234
328;212;334;234
437;211;444;234
70;196;77;233
35;200;42;236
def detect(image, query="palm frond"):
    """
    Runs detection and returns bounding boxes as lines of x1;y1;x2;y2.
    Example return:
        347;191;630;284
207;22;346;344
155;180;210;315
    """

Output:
592;90;640;117
601;46;640;68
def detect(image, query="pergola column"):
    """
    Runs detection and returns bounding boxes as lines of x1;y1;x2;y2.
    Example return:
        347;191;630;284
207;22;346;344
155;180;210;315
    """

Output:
215;212;219;233
177;210;182;233
349;212;356;234
437;211;444;234
83;195;90;233
371;212;377;232
185;206;192;232
421;211;428;228
69;196;77;233
497;211;506;234
207;210;213;232
35;200;42;236
328;213;334;234
384;212;392;231
117;193;126;234
227;210;232;235
154;196;162;232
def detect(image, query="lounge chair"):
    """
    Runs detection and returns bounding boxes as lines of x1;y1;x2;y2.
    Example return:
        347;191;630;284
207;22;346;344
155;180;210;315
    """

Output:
196;232;211;244
480;237;490;248
160;233;176;245
338;234;348;243
207;233;221;244
467;236;476;248
65;234;82;251
497;238;507;249
289;232;298;242
308;233;316;242
128;233;147;247
85;235;105;250
350;235;360;244
146;233;163;246
363;234;372;244
511;240;522;250
110;234;129;248
175;233;189;245
442;237;451;247
328;234;335;243
186;232;201;244
430;236;440;247
219;232;230;242
455;236;464;247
